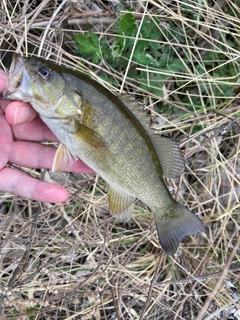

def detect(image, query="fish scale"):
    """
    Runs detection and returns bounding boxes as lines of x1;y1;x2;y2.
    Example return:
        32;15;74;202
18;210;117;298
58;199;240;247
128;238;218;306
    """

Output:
4;54;204;255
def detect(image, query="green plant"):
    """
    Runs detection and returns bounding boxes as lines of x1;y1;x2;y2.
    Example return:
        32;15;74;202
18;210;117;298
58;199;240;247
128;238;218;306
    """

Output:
74;11;238;113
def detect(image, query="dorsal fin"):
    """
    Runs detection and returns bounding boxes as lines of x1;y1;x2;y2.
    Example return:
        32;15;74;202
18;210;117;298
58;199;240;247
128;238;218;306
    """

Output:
150;136;185;178
119;94;150;127
119;95;185;178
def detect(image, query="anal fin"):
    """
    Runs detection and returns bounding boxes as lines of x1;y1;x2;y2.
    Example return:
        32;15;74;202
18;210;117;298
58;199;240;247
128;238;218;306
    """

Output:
108;186;135;222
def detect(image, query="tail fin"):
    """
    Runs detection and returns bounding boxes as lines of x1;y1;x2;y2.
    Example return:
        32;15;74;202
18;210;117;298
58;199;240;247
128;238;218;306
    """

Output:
154;203;204;255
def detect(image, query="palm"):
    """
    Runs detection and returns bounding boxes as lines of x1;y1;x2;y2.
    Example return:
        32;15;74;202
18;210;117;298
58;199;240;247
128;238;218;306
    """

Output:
0;101;93;202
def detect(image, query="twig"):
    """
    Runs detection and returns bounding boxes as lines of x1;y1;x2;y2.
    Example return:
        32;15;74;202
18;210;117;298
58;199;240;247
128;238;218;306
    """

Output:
196;234;240;320
8;208;41;287
155;267;240;288
199;0;227;36
37;0;68;57
16;0;50;53
180;115;240;160
111;286;122;320
0;11;163;29
120;1;149;93
139;254;163;320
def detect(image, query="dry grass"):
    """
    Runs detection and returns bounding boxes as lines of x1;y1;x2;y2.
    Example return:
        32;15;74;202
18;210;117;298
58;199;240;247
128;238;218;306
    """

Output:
0;0;240;319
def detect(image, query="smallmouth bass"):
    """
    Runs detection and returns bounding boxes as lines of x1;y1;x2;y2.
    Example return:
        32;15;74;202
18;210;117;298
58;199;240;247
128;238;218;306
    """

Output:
4;54;204;255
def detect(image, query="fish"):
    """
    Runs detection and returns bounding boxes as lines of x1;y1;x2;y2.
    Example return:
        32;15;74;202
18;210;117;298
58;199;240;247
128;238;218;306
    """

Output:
3;54;204;255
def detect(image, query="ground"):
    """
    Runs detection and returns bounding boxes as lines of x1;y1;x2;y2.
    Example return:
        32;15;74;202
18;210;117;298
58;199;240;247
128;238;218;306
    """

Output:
0;1;239;319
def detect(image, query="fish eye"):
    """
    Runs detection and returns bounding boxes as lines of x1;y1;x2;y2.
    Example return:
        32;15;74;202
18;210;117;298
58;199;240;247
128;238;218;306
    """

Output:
38;67;52;80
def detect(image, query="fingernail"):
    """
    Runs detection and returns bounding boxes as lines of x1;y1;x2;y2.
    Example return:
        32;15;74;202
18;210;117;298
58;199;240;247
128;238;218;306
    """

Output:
13;105;30;125
13;106;19;124
0;70;8;92
0;70;8;80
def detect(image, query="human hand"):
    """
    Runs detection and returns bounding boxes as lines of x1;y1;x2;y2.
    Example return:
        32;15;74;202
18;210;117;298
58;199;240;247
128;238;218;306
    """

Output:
0;69;94;203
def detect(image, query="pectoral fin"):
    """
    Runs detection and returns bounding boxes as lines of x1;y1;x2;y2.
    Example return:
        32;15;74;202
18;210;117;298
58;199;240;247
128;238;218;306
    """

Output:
52;143;78;173
108;186;135;222
75;123;106;149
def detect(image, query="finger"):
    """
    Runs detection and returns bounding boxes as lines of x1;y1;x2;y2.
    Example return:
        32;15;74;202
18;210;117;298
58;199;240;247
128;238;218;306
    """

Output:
0;167;69;203
9;140;95;173
67;158;95;174
12;116;58;142
0;70;8;92
5;101;38;125
0;114;13;168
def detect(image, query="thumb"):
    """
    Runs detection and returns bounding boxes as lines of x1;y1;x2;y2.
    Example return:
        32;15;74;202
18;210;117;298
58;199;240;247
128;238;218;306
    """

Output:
5;101;38;125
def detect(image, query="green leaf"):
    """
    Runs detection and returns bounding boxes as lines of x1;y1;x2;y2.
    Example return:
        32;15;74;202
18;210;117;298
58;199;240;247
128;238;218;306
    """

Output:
118;12;137;36
75;31;101;64
133;51;160;67
141;17;162;41
112;11;137;56
168;59;186;73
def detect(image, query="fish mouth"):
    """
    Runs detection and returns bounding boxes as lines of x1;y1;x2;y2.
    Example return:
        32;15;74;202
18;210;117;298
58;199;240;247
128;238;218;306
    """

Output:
3;54;30;99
